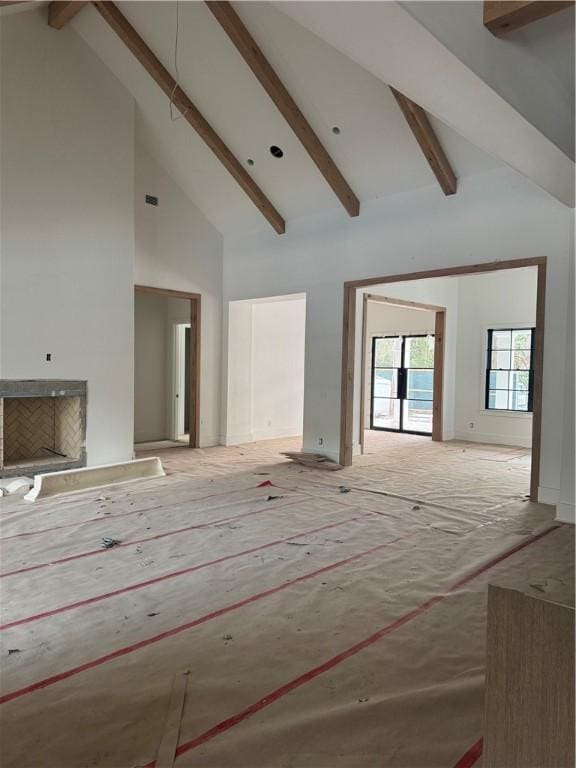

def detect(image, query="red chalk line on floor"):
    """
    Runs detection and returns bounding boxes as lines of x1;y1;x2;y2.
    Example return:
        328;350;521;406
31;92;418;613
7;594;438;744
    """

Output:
453;738;483;768
0;482;280;543
0;515;358;639
141;524;560;766
0;524;559;714
0;495;300;579
0;521;410;705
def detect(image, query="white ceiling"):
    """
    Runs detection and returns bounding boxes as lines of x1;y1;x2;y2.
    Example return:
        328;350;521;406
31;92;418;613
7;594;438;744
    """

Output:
70;1;505;236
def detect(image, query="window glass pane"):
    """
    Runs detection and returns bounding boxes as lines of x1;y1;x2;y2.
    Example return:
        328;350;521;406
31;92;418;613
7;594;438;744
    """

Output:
407;369;433;401
510;370;530;391
374;337;401;367
372;397;400;430
492;330;512;350
512;349;531;370
509;390;529;411
405;336;434;369
512;329;531;350
491;350;511;369
488;390;509;409
403;399;433;433
489;370;509;390
373;368;397;398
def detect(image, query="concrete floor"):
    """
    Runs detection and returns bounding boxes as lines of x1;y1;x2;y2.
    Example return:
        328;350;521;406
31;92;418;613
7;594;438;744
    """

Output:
0;435;573;767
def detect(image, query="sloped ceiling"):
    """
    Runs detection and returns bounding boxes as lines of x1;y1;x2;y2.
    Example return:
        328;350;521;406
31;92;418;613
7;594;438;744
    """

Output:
73;2;498;234
68;1;503;236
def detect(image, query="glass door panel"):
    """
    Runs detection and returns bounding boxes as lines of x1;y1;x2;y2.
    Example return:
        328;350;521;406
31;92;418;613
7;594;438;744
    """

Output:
371;334;435;436
403;336;434;434
405;335;435;369
372;396;401;430
373;367;398;398
371;337;401;431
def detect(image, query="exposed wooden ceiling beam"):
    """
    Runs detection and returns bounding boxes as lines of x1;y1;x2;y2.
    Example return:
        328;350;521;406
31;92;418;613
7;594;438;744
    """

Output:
484;1;574;35
91;2;285;234
48;1;88;29
390;87;457;196
205;1;360;218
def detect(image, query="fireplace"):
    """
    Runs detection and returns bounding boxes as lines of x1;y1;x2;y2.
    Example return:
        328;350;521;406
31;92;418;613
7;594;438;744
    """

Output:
0;381;87;477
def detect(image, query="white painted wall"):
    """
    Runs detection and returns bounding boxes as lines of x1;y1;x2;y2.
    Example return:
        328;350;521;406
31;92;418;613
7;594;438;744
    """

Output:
454;268;537;447
223;167;573;508
224;295;306;445
134;133;223;447
403;1;575;160
0;8;135;466
251;298;306;441
557;252;575;523
363;302;435;429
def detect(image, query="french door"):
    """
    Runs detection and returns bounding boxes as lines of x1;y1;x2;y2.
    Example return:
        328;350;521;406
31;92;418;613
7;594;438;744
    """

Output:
370;334;435;435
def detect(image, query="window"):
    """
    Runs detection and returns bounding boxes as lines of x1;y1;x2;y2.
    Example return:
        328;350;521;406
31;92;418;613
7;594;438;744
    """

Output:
485;328;534;412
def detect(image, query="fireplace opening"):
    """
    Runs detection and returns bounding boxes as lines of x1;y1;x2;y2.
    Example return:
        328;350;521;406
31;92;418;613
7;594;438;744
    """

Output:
0;381;87;477
2;396;82;470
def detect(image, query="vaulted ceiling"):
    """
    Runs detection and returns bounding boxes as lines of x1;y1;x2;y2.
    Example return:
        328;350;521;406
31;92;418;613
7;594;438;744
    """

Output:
3;0;573;236
72;1;505;235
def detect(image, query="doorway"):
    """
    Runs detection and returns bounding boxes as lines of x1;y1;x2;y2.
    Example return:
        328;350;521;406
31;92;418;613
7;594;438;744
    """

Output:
134;285;201;449
341;257;544;501
371;333;435;435
172;323;191;441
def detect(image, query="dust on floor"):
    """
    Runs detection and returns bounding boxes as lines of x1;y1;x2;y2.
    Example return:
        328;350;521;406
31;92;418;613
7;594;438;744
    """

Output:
0;434;573;768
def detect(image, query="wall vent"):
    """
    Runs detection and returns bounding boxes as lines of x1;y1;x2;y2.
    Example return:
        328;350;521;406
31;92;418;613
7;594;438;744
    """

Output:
145;194;159;206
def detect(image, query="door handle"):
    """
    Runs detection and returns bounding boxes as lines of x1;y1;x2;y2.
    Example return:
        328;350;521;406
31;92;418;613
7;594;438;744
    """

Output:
398;368;407;400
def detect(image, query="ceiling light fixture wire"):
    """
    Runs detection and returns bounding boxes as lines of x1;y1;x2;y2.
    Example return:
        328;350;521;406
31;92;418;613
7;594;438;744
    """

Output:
169;0;189;122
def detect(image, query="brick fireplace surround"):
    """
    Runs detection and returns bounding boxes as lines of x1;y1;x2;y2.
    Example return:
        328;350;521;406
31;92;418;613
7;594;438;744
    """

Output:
0;380;87;478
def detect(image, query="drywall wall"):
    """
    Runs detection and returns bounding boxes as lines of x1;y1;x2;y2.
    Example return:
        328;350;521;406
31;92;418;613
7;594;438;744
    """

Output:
225;295;306;444
403;1;575;160
134;293;190;443
251;298;306;441
223;166;573;508
0;7;135;466
134;133;223;447
454;268;537;447
362;302;435;429
557;254;575;524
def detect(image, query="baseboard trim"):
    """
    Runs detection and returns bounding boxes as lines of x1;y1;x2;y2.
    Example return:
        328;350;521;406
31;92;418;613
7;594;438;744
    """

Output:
556;502;575;524
251;428;302;442
453;430;531;448
222;433;254;446
538;485;560;505
199;435;219;448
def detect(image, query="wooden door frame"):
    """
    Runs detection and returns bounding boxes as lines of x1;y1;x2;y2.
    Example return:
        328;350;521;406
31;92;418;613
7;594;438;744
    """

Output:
359;294;445;452
340;257;546;501
134;285;201;448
